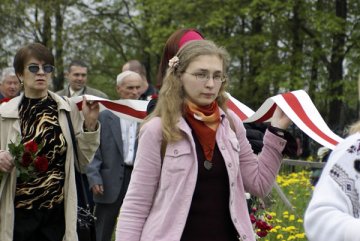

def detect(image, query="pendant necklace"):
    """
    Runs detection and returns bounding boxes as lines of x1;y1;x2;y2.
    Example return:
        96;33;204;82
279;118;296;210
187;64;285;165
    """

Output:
204;160;213;170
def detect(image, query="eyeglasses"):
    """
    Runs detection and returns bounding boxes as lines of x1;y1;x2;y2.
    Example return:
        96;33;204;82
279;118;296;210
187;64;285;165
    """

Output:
184;72;226;83
27;64;55;74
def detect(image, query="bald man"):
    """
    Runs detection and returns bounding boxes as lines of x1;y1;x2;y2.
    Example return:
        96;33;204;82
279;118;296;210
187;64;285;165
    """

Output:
122;60;157;100
86;70;142;241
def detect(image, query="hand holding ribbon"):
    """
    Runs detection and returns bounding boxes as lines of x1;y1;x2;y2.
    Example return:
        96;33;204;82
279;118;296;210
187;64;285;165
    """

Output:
81;96;100;131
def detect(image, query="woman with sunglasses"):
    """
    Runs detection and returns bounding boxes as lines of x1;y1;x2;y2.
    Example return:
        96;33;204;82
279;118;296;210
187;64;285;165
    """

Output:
0;43;100;241
116;40;291;241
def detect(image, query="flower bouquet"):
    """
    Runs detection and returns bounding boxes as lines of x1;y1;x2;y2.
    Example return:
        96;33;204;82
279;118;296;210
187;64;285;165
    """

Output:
8;139;49;181
247;194;273;239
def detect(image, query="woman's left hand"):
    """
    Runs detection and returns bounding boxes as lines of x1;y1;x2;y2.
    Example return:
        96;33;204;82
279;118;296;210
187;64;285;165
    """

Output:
82;96;99;131
271;106;292;130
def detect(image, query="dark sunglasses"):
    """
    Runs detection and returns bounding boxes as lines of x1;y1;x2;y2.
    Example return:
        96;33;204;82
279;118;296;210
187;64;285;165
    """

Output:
27;64;55;74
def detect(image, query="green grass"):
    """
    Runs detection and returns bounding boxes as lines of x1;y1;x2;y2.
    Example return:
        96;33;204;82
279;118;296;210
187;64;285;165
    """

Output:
259;169;312;240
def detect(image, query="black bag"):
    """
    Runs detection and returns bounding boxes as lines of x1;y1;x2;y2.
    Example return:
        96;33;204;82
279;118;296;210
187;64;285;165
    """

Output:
65;111;96;241
77;204;96;241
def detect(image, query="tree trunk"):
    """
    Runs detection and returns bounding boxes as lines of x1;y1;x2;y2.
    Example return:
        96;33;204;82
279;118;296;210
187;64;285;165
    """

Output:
54;2;65;91
290;0;303;89
327;0;347;130
42;4;52;48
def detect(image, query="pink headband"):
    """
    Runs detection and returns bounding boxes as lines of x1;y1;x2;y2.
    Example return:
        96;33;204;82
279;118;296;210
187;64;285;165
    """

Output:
178;30;204;49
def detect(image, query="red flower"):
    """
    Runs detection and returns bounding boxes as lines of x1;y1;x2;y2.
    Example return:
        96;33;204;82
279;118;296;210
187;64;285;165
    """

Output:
24;141;38;153
34;155;48;172
256;230;268;238
0;98;11;103
266;224;273;231
151;94;158;99
256;219;273;232
266;214;273;220
250;214;256;224
256;220;268;230
21;152;33;167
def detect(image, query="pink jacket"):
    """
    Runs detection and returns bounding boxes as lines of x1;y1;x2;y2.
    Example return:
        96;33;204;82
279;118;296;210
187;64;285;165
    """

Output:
115;110;286;241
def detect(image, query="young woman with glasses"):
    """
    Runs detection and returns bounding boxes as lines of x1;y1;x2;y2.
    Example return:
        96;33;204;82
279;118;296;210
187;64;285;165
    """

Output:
0;43;100;241
116;40;292;241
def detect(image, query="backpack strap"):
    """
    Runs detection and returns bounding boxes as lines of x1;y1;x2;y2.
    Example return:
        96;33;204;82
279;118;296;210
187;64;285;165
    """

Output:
160;138;167;165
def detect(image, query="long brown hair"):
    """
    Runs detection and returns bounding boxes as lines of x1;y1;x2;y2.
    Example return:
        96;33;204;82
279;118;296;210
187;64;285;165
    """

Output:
147;40;230;142
156;28;204;87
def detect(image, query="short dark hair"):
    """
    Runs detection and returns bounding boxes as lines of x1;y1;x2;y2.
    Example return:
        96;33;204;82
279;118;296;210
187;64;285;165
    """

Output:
68;60;88;72
13;43;54;75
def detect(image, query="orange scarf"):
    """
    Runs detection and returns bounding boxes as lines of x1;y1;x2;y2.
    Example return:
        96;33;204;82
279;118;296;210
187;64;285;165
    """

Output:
185;101;220;162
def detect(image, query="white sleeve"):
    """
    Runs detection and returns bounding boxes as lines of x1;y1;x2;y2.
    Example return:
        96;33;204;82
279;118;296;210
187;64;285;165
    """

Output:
304;134;360;241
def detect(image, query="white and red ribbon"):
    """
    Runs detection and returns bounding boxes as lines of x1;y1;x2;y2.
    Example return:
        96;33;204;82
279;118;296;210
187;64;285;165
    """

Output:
226;93;255;120
235;90;343;150
71;90;344;150
70;95;147;122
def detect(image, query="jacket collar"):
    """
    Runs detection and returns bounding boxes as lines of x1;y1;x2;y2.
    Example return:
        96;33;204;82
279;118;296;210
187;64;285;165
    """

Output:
177;108;227;136
0;91;71;119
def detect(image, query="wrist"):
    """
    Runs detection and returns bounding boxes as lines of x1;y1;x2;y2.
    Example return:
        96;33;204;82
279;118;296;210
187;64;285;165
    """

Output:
84;122;98;132
268;125;286;137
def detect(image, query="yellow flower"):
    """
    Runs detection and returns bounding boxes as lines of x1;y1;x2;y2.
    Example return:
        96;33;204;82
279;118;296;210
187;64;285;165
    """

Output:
289;215;295;221
283;226;296;232
276;234;284;239
295;233;306;238
269;212;277;217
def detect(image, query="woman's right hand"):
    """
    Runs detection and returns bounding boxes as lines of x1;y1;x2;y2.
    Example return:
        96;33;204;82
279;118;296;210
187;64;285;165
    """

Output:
91;184;104;196
271;106;292;130
0;150;14;173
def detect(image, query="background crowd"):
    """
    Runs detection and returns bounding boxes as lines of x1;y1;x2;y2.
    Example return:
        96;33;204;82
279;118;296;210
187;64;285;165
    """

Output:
0;25;359;241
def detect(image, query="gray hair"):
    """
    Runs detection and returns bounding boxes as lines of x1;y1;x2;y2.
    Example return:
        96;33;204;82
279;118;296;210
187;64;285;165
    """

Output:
116;70;141;86
1;67;16;84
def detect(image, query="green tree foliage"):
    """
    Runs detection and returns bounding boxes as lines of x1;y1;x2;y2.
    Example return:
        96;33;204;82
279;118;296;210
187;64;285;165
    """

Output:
0;0;359;130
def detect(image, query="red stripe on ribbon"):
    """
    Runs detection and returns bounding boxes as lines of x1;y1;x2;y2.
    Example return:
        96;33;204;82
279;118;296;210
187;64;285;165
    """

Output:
226;99;248;120
255;103;277;123
76;102;82;110
77;100;147;119
282;92;339;146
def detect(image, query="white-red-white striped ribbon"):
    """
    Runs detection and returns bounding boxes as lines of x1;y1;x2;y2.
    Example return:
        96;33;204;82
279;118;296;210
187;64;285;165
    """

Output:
71;95;148;122
230;90;343;150
71;90;344;150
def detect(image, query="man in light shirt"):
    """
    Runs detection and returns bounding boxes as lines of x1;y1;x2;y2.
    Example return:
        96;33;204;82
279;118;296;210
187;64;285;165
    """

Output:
57;60;108;213
57;60;108;98
86;70;142;241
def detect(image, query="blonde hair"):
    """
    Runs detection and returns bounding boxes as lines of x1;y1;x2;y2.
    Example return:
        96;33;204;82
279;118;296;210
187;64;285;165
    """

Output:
348;120;360;135
145;40;230;142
